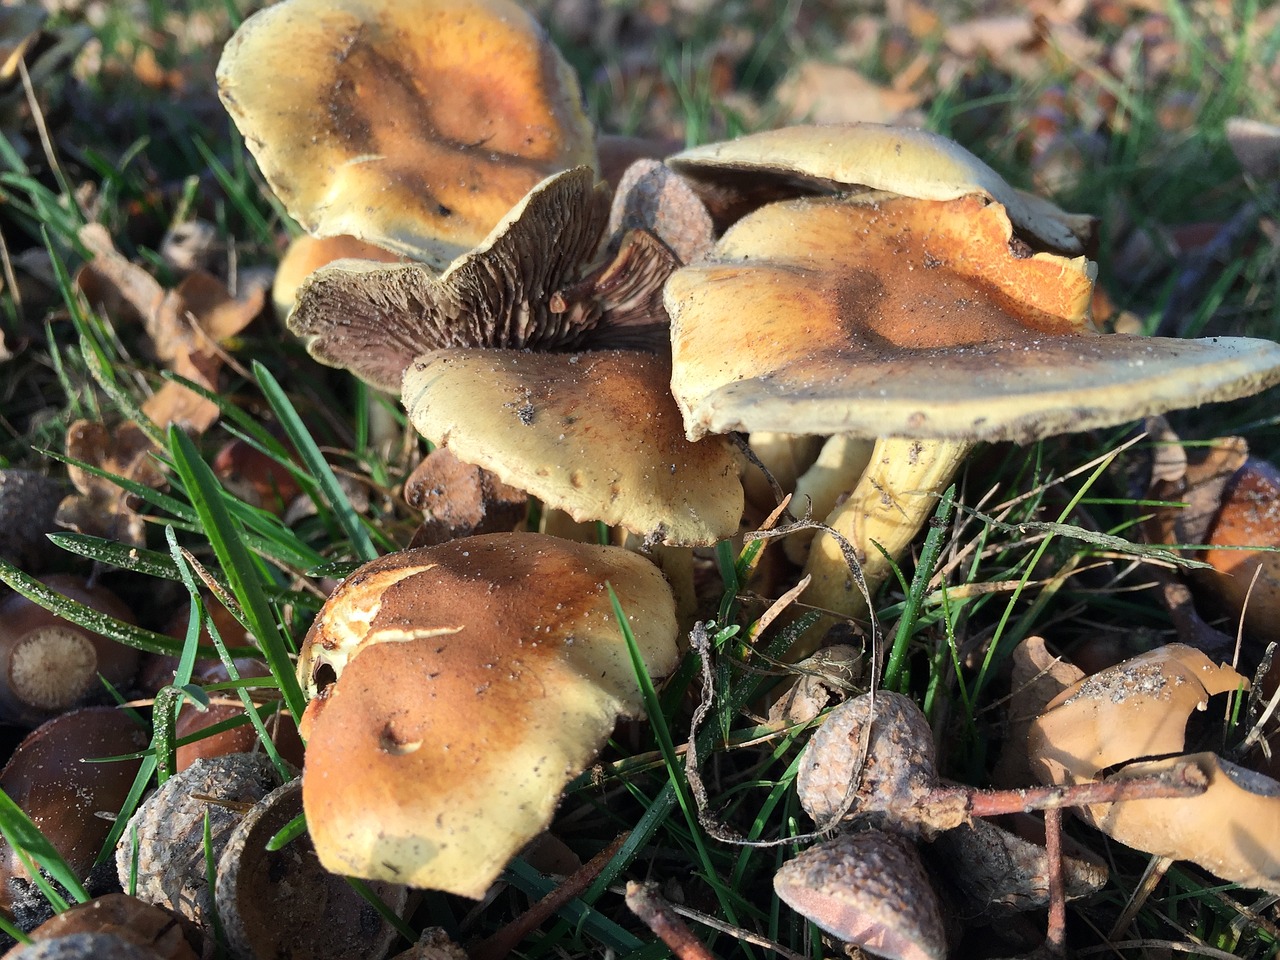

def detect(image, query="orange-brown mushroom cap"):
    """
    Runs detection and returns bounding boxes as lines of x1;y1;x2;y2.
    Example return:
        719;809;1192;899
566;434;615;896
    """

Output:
216;0;597;269
298;534;679;898
665;194;1280;443
402;349;744;546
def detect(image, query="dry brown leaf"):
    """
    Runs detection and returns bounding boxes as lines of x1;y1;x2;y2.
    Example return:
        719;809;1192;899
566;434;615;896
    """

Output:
772;61;923;126
56;419;166;548
1028;643;1247;785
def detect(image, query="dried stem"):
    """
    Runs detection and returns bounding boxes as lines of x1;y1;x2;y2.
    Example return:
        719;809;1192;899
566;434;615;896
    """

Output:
472;832;629;960
625;882;719;960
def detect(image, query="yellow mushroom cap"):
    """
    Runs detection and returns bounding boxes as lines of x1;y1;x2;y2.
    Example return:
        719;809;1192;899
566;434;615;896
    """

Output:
298;534;679;898
403;349;744;546
668;123;1095;255
665;194;1280;443
217;0;597;269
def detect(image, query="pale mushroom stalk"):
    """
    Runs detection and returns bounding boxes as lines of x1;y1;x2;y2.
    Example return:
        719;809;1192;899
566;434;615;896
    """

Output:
802;437;970;627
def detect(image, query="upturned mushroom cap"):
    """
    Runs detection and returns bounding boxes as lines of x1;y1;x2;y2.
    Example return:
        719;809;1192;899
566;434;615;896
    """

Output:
1027;644;1246;785
216;0;596;269
402;349;743;546
288;167;610;392
665;193;1280;442
667;123;1095;254
297;534;680;897
774;830;946;960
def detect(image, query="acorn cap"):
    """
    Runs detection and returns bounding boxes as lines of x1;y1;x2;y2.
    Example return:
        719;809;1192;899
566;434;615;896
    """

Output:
402;349;743;546
774;830;946;960
667;123;1095;254
665;193;1280;443
215;780;406;960
297;533;680;898
216;0;596;269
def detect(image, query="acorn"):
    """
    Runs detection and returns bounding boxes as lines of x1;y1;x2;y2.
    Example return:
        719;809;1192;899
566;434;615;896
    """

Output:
0;708;147;913
0;576;140;726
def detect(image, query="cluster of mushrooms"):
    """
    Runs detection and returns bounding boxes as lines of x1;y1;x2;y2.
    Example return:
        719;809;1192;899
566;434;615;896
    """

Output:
196;0;1280;952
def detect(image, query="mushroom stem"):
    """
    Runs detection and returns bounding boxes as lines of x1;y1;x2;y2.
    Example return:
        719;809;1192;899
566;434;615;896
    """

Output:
801;437;970;634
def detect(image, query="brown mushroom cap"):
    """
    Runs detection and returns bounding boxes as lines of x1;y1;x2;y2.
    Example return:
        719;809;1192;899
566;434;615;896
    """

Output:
665;193;1280;443
402;349;743;546
216;0;597;269
667;123;1094;254
297;534;680;897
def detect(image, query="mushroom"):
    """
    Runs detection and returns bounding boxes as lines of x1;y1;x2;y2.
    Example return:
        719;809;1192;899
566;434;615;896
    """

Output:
216;0;597;270
773;829;947;960
403;349;742;546
666;122;1096;254
297;532;680;897
1027;644;1280;892
663;146;1280;626
287;167;741;547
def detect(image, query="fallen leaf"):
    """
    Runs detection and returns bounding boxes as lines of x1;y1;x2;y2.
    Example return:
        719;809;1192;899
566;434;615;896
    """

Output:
772;61;923;126
56;419;166;548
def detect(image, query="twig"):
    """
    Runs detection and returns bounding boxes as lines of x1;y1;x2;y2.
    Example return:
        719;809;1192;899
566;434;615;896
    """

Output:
624;881;718;960
471;832;629;960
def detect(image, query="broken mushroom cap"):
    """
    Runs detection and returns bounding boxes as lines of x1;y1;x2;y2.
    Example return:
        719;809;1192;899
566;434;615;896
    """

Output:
665;192;1280;444
667;122;1095;254
1027;643;1247;785
217;0;597;269
297;533;680;898
1086;752;1280;894
402;349;743;547
774;830;946;960
287;167;610;393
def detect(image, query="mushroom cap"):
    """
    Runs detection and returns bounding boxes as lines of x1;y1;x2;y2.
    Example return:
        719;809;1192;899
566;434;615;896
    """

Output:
287;167;610;393
216;0;596;269
402;349;743;546
774;830;946;960
665;194;1280;442
297;534;680;897
667;123;1095;254
1027;643;1247;785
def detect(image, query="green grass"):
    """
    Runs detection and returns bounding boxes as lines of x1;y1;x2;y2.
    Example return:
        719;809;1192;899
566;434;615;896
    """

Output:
0;0;1277;956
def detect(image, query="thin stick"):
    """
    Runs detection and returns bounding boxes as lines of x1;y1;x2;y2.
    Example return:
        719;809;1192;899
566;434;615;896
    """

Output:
1044;806;1066;956
625;881;718;960
960;759;1207;819
471;832;629;960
